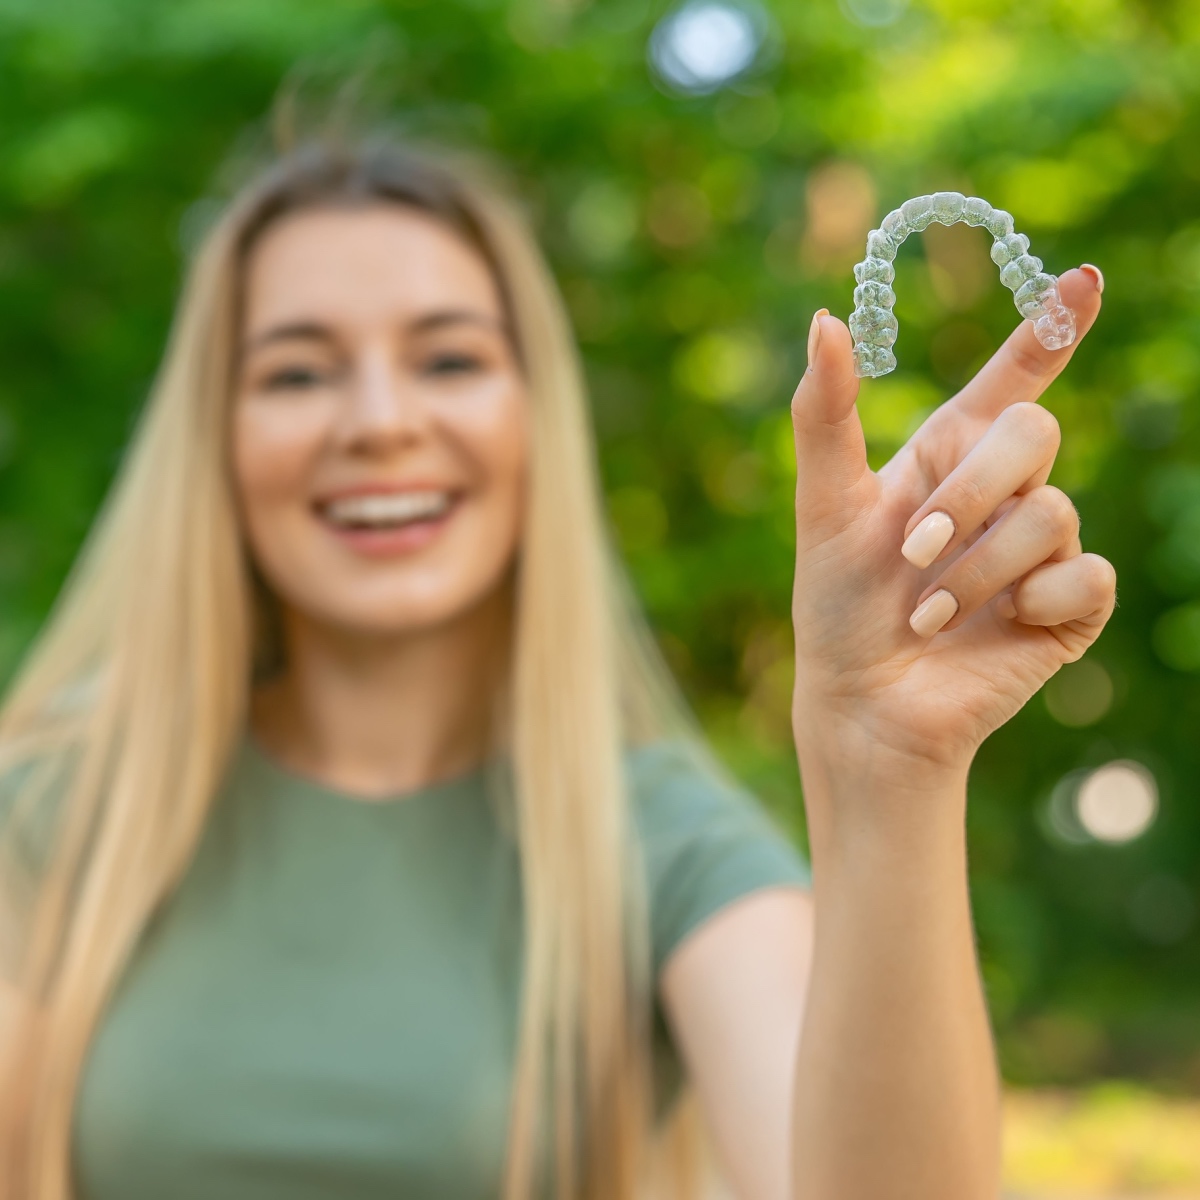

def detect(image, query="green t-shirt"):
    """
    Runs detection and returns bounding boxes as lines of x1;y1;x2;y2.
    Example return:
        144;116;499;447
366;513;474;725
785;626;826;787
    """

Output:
59;736;810;1200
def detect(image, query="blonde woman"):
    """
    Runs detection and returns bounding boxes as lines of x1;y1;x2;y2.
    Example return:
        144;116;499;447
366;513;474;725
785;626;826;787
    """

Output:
0;124;1113;1200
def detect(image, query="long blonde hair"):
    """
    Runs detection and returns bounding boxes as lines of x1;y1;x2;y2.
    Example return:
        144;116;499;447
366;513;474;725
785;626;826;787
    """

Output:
0;123;713;1197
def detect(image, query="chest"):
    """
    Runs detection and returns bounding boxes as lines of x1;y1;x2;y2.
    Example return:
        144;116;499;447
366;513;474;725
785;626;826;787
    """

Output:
73;793;525;1200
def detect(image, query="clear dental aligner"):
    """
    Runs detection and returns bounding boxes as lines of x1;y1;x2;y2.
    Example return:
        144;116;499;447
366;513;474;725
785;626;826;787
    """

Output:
849;192;1077;379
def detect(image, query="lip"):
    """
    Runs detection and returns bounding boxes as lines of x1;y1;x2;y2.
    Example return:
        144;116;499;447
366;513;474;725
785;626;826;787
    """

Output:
312;483;462;559
313;481;459;505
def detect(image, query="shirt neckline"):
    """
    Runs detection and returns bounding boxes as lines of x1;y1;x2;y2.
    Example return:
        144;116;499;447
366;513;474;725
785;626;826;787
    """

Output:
238;732;488;811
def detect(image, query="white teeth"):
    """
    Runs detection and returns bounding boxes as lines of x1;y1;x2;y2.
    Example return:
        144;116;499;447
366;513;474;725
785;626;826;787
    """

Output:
323;491;452;527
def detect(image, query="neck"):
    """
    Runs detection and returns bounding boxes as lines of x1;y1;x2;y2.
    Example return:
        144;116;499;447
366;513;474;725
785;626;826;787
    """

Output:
250;586;511;799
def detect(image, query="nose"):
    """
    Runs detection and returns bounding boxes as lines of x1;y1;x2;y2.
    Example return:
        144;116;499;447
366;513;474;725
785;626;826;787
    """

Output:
332;345;429;451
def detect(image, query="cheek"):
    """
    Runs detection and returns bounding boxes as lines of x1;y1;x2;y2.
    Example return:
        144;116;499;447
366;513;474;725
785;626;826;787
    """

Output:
461;381;530;527
232;401;325;533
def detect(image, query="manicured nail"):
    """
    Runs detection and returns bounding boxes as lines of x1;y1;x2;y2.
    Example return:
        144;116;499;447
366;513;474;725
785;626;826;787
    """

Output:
901;511;956;569
909;589;959;638
1080;263;1105;294
807;308;829;372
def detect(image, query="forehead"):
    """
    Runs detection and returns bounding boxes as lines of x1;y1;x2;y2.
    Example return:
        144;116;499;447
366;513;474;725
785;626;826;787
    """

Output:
240;203;503;335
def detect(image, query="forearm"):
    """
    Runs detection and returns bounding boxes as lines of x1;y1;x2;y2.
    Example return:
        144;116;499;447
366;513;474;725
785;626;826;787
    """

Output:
790;751;1001;1200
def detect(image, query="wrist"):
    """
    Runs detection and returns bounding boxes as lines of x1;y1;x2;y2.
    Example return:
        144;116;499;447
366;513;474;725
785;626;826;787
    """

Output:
793;705;972;794
793;712;971;861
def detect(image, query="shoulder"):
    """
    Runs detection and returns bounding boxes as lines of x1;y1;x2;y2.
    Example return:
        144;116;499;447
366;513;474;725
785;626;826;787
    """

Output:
625;740;811;976
626;738;802;853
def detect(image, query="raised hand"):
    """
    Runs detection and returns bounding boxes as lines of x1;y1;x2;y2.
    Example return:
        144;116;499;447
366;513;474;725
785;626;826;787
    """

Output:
789;266;1115;787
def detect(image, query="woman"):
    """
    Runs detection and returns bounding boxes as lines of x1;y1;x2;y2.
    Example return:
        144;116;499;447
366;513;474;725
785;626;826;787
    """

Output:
0;123;1113;1200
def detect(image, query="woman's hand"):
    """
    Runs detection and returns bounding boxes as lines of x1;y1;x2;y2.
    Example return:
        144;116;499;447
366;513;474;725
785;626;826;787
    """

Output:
789;266;1114;807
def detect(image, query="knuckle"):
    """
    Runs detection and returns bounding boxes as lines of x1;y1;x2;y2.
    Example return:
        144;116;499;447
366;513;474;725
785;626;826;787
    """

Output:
1030;485;1079;540
1009;341;1055;384
1005;401;1061;451
789;385;806;426
948;556;991;601
944;473;990;520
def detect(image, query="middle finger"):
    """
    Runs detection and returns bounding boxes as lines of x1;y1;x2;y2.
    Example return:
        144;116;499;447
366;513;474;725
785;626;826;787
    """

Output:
900;401;1061;570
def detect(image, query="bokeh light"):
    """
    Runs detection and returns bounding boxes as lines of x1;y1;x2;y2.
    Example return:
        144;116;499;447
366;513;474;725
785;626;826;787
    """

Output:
1040;769;1094;848
566;180;638;265
799;160;877;274
838;0;909;28
1152;602;1200;671
1041;761;1161;848
1043;659;1115;728
648;0;766;95
1075;761;1159;845
672;327;777;406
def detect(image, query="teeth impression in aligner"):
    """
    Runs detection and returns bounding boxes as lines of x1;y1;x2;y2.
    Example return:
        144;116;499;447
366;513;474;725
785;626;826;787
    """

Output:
848;193;1078;379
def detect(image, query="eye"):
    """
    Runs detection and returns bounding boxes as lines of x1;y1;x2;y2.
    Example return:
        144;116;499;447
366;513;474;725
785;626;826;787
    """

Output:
261;365;332;391
424;352;483;377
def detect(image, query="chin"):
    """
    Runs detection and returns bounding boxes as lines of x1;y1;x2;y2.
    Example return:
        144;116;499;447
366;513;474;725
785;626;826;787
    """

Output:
254;521;519;644
308;574;512;640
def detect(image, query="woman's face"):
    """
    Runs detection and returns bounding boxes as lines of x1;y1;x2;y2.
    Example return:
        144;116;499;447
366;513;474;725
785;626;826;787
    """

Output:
233;204;528;638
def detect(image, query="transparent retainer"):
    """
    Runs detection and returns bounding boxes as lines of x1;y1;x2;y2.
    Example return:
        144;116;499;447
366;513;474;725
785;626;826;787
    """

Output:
849;192;1077;379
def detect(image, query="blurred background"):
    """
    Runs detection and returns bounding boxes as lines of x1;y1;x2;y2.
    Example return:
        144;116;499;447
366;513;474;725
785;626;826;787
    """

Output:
1;0;1199;1194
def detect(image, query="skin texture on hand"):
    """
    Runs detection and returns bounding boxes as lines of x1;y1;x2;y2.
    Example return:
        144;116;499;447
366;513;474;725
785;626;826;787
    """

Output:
790;266;1114;797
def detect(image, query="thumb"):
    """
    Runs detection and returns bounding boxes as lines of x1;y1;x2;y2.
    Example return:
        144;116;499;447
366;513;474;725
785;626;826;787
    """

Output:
790;310;870;507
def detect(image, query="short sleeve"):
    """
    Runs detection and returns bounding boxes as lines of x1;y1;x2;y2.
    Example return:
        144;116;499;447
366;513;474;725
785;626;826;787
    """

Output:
628;741;811;980
0;759;61;980
0;757;67;889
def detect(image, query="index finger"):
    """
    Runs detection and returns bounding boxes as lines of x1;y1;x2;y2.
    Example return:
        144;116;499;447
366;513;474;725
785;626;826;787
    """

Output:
952;265;1104;419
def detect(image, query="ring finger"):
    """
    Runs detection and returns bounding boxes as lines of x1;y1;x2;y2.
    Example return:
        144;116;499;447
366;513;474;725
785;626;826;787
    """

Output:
908;485;1080;638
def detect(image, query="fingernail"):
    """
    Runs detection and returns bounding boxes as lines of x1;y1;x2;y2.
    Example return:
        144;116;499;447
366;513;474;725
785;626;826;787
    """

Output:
909;589;959;638
901;511;956;569
806;308;829;372
1080;263;1105;294
996;592;1018;620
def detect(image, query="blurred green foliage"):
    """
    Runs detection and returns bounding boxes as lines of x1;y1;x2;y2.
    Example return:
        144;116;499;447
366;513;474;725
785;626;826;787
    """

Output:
1;0;1199;1087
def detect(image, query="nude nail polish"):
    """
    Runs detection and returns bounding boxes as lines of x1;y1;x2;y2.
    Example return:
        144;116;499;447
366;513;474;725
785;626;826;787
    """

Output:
1080;263;1105;294
910;589;959;638
901;511;955;569
807;308;828;371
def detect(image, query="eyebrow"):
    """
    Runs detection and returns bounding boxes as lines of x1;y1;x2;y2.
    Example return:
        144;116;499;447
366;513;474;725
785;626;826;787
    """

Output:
240;309;508;357
412;309;507;335
241;321;333;357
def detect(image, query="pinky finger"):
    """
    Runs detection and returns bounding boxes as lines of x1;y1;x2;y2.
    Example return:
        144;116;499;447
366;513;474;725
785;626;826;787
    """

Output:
1007;552;1117;656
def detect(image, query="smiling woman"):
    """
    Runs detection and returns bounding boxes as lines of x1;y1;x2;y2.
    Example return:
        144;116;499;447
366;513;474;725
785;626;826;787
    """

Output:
0;98;1116;1200
0;133;814;1200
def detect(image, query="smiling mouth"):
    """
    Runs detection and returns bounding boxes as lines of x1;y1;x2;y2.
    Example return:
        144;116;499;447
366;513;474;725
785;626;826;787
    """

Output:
316;490;457;531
